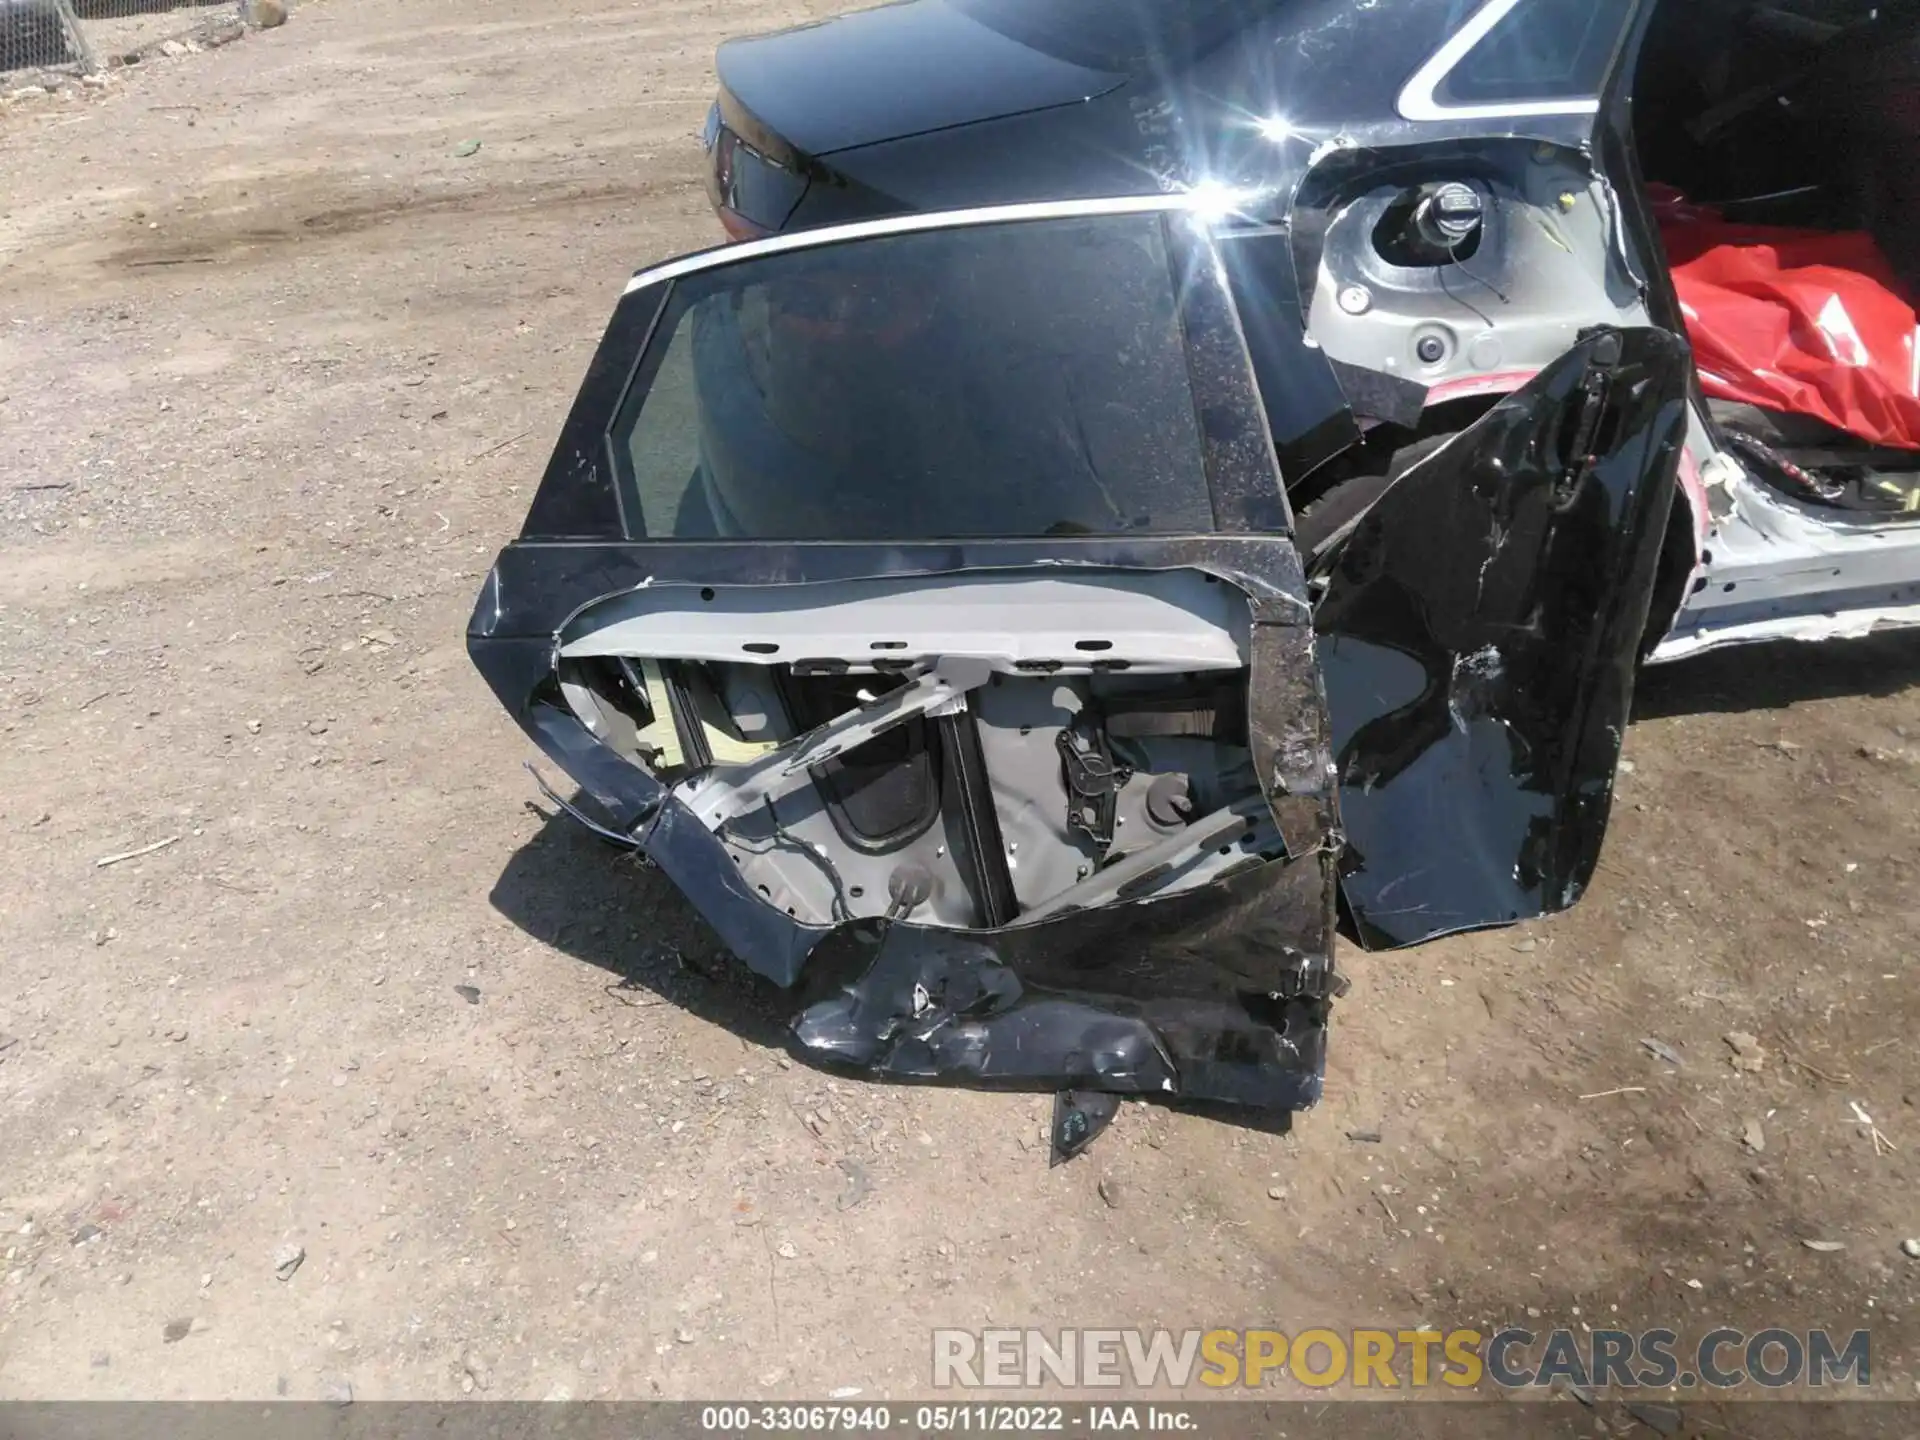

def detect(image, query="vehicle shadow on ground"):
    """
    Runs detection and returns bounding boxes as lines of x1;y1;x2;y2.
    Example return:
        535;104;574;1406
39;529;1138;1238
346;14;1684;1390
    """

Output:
488;805;790;1050
1634;628;1920;720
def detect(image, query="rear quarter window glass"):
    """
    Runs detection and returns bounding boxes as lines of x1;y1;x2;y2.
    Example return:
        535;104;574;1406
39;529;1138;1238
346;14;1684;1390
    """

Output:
610;215;1215;541
1441;0;1620;105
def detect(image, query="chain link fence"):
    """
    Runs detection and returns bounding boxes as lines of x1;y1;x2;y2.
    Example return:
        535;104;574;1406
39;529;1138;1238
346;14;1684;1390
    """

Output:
3;0;284;80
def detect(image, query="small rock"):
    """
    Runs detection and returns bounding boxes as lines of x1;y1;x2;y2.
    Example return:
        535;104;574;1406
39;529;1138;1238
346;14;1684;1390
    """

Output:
1346;1129;1383;1144
1900;1238;1920;1259
775;1241;798;1259
81;73;110;89
453;139;482;158
835;1157;871;1211
247;0;288;27
759;1367;786;1387
675;1327;696;1345
829;1386;863;1400
71;1224;102;1245
319;1376;353;1407
462;1352;491;1390
246;719;262;734
1724;1031;1766;1072
543;1383;574;1402
160;39;189;57
1741;1119;1766;1153
90;1351;110;1368
162;1318;192;1343
1802;1239;1846;1253
1097;1176;1122;1209
1510;938;1538;953
1640;1037;1684;1068
1267;1185;1287;1200
454;985;481;1005
272;1242;305;1281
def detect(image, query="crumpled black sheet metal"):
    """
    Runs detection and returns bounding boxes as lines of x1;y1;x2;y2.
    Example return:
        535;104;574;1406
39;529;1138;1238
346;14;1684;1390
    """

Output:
789;852;1333;1108
470;535;1340;1115
1316;328;1692;949
1051;1090;1122;1165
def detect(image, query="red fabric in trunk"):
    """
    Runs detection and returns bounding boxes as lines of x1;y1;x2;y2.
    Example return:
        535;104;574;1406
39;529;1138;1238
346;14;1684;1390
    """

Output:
1654;185;1920;450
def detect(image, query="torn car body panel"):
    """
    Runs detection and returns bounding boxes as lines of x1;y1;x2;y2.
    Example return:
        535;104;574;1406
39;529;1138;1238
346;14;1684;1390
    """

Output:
475;540;1340;1106
1317;328;1692;947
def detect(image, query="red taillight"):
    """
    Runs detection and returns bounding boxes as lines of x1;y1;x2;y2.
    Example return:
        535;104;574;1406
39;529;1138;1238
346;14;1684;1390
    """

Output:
717;205;770;244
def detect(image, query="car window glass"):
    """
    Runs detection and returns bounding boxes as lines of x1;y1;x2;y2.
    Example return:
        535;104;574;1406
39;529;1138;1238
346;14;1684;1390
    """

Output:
1443;0;1620;104
611;215;1216;541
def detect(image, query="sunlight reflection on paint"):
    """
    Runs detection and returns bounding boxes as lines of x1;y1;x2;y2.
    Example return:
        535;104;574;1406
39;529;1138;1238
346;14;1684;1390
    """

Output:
1181;178;1249;220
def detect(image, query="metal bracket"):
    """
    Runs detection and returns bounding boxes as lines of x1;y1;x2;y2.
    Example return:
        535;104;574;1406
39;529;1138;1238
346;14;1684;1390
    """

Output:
673;658;993;830
1056;716;1132;850
1017;797;1276;924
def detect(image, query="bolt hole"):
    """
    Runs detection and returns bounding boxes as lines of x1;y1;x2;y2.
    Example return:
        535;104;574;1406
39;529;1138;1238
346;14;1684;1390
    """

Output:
699;587;716;602
744;642;779;655
870;640;907;651
1074;639;1114;652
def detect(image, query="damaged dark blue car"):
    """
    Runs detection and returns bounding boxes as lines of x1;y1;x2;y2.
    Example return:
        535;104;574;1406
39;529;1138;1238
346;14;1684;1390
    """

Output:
470;0;1920;1147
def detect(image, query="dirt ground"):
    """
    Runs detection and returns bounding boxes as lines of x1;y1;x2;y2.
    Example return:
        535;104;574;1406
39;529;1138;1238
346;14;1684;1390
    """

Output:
3;0;1919;1415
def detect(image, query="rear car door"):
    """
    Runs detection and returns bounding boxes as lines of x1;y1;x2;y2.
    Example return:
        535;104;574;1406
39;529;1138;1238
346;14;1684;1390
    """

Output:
469;198;1343;1114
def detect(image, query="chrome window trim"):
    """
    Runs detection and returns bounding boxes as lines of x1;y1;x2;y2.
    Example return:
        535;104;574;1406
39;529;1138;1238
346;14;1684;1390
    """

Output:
620;192;1217;296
